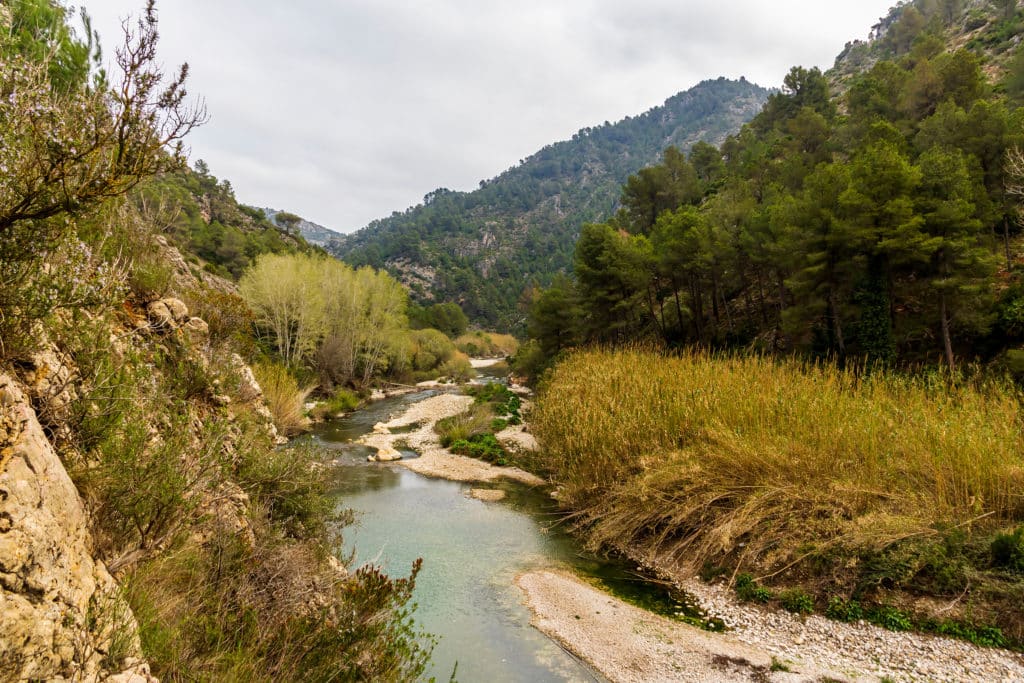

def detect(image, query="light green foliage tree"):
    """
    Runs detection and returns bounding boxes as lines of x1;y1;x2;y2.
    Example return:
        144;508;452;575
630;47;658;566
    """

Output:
240;253;406;386
240;253;325;366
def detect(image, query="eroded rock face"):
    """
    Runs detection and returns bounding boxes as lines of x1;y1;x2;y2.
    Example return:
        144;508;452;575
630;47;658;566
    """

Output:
0;374;154;682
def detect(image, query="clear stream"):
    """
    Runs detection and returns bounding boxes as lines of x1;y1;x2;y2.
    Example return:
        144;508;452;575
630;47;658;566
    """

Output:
302;369;704;682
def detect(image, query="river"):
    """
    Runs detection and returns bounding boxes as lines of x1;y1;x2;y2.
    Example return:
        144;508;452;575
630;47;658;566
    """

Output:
303;372;695;682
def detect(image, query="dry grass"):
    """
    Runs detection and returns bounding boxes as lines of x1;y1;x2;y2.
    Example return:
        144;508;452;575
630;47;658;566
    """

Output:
533;348;1024;574
252;362;313;436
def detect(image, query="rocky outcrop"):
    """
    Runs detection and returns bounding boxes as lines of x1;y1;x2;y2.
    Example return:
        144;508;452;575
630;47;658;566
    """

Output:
0;375;155;682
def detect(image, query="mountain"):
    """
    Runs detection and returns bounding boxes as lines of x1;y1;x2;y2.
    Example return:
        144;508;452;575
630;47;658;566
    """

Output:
261;207;343;246
328;77;770;330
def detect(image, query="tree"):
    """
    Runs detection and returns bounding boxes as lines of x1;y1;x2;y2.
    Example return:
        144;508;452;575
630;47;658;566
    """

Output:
274;211;302;235
240;253;325;366
991;0;1018;21
915;147;995;370
527;274;580;359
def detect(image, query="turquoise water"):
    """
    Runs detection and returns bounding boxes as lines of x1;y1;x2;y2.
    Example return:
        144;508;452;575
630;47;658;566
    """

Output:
308;389;600;682
306;380;712;682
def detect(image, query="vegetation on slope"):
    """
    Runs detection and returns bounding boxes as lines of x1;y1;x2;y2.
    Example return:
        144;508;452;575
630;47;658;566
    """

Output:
533;348;1024;644
0;2;433;679
332;78;770;331
831;0;1024;95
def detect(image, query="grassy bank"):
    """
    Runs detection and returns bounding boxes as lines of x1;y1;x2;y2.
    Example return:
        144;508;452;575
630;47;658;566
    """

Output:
532;348;1024;643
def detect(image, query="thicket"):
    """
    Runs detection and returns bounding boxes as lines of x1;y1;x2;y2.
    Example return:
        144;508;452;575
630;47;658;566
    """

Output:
523;39;1024;374
533;348;1024;643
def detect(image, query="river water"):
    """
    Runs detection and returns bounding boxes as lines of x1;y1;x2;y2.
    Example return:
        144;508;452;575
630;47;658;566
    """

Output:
303;373;699;682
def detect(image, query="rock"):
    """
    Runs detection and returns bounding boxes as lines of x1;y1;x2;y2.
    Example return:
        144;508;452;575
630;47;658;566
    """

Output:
369;446;403;462
162;298;189;323
231;354;263;402
0;374;149;681
22;345;79;436
469;488;507;502
145;301;176;329
182;317;209;339
372;422;391;435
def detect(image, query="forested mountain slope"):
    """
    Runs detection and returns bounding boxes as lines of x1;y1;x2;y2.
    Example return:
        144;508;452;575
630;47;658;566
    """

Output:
328;78;770;330
517;0;1024;376
831;0;1024;92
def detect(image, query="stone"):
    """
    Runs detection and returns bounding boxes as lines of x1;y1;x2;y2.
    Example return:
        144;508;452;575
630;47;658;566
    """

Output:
372;422;391;435
182;317;209;339
231;354;263;402
369;446;403;462
162;297;190;323
145;301;176;329
0;374;149;681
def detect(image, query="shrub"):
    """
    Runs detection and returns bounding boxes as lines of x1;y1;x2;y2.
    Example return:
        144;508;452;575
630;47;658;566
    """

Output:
449;433;508;465
734;574;773;603
309;388;361;421
869;605;913;632
991;527;1024;572
438;352;473;382
435;403;493;447
125;525;432;682
825;596;863;622
235;437;335;540
252;361;313;436
779;589;814;615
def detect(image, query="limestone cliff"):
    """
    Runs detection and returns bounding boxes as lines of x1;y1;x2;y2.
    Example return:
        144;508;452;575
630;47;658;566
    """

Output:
0;375;155;682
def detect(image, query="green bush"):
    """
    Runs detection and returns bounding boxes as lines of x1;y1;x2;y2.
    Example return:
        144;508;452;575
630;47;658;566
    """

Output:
991;527;1024;572
734;574;773;603
310;388;361;421
779;589;814;615
235;437;335;540
435;403;493;447
868;605;912;632
448;433;508;465
825;596;863;622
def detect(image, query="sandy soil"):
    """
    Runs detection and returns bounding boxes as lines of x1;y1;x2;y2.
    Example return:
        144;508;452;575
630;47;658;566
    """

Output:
469;358;504;368
359;393;545;486
516;569;847;683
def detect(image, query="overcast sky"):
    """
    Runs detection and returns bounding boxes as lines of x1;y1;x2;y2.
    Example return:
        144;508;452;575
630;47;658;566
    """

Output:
79;1;896;233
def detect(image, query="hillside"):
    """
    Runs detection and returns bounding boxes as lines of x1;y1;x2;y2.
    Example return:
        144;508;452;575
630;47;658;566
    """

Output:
328;78;770;330
831;0;1024;91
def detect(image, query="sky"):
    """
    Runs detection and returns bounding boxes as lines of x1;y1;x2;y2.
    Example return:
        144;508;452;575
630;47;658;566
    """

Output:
79;0;898;233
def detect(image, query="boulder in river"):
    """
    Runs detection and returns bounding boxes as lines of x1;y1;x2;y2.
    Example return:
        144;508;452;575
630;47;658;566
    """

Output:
368;446;402;462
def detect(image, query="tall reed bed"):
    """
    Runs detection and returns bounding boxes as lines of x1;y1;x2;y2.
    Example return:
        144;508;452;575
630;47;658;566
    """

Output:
533;348;1024;574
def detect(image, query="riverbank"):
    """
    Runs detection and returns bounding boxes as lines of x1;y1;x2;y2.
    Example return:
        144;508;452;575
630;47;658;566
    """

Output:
517;569;844;682
517;569;1024;682
359;392;545;486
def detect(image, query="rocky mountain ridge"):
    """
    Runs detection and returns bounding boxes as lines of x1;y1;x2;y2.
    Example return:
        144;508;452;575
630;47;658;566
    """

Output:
329;78;771;329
